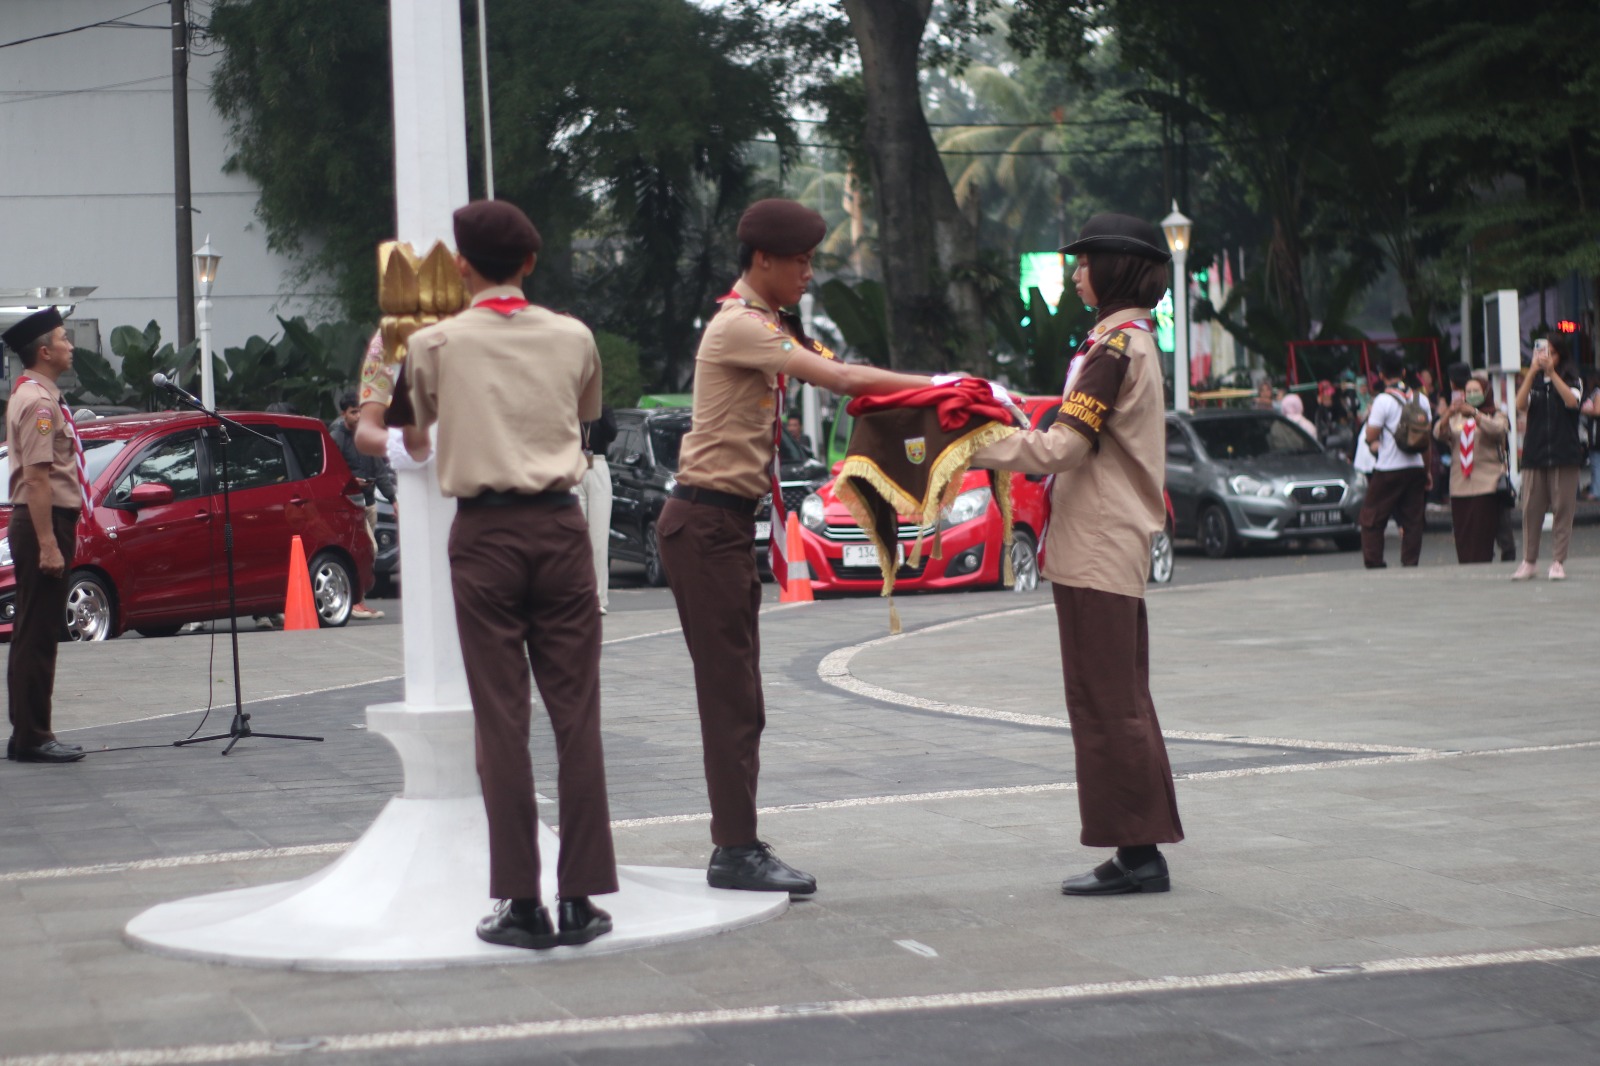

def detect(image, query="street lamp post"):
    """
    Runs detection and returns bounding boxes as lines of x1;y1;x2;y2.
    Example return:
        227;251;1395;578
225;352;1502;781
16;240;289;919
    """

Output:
193;235;221;409
1161;202;1193;412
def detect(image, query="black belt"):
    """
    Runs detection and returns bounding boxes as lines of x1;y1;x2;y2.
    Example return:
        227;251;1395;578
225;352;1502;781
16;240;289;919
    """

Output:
457;489;577;510
670;484;761;516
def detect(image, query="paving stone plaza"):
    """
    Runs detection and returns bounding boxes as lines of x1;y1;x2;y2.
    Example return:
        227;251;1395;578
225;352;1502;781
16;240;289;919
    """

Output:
3;555;1599;1065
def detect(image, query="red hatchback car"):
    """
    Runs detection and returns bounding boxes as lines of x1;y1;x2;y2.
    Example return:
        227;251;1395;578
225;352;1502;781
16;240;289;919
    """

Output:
0;410;375;641
794;396;1176;594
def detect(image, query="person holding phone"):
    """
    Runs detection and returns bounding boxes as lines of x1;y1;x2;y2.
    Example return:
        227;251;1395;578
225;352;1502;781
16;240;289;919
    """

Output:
1513;335;1583;580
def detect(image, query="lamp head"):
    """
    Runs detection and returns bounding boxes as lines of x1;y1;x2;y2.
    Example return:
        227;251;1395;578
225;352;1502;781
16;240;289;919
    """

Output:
1160;201;1193;255
193;235;222;293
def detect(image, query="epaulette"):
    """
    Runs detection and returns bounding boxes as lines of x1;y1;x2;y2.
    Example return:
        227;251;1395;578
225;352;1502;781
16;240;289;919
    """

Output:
1102;330;1133;357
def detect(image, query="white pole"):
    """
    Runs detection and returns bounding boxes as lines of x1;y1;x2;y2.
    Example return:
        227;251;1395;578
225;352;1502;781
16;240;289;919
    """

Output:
475;0;494;200
197;295;213;409
1173;246;1190;412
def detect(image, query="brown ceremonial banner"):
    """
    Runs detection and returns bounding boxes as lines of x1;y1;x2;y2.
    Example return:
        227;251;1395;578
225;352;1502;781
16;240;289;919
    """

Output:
834;408;1016;632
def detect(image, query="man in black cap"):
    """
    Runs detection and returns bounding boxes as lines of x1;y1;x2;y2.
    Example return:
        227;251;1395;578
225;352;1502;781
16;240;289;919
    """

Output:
973;212;1184;896
659;198;932;895
4;309;89;763
382;199;619;950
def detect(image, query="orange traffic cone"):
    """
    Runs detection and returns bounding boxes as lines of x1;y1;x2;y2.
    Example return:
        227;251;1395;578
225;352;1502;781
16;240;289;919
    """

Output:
779;512;814;603
282;535;320;631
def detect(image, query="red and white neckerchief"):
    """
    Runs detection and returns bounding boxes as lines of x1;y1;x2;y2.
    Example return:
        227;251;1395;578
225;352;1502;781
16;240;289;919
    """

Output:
477;295;529;317
13;373;94;527
1039;317;1154;560
1458;417;1476;479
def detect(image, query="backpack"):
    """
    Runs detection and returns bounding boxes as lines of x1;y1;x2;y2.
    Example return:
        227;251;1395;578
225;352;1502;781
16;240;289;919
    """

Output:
1386;388;1432;455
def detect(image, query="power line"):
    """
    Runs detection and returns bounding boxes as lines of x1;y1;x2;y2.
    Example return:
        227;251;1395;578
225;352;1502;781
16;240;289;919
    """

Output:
0;75;173;106
0;2;170;50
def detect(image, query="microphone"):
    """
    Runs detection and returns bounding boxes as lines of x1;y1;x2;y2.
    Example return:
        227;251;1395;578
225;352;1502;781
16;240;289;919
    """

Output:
152;373;200;406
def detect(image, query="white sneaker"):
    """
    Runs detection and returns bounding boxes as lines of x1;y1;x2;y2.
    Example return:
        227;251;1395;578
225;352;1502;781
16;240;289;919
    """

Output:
351;604;385;620
1511;562;1536;581
1549;562;1567;581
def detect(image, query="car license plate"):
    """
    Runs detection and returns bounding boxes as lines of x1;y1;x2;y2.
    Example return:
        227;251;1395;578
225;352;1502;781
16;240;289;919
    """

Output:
841;543;905;568
1298;507;1339;528
754;521;771;541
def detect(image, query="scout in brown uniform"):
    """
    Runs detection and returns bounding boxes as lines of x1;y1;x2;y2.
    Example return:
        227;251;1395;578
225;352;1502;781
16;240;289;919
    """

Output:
973;213;1185;895
660;199;932;894
396;201;618;948
4;308;88;763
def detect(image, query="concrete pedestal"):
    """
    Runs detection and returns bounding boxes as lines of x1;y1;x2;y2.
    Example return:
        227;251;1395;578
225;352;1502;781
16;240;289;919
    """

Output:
125;704;787;970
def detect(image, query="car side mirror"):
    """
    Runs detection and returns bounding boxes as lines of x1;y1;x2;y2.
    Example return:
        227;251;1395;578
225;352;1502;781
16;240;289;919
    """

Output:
125;482;175;509
1167;441;1193;460
623;452;646;468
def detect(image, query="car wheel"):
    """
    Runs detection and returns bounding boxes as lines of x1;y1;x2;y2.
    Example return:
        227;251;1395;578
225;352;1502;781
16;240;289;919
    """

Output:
1198;504;1236;559
1149;522;1175;583
134;624;183;639
1009;529;1040;592
1334;532;1362;552
643;522;669;588
308;551;355;628
64;571;115;642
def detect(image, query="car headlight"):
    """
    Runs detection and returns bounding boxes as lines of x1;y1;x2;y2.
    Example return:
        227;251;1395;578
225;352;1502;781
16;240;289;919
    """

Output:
940;486;991;529
1228;474;1276;498
0;538;9;567
663;475;677;494
1351;472;1368;495
800;492;826;532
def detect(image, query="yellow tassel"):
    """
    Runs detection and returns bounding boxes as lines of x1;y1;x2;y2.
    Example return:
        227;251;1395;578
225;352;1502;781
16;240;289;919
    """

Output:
932;527;943;560
888;596;902;635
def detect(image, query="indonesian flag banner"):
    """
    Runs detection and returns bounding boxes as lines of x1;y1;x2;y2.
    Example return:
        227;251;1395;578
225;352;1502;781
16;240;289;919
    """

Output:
835;381;1019;633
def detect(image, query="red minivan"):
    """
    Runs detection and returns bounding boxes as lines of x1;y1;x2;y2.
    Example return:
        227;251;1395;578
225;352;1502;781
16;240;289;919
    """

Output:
0;411;375;641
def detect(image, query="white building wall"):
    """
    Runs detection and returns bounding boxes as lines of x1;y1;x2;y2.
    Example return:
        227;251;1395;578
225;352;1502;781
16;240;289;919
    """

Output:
0;2;334;369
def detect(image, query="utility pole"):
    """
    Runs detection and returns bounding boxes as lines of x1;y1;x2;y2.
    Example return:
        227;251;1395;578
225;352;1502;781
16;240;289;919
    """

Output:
171;0;195;346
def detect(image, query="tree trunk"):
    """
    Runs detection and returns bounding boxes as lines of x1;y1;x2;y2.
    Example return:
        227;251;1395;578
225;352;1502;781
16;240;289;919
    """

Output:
842;0;985;371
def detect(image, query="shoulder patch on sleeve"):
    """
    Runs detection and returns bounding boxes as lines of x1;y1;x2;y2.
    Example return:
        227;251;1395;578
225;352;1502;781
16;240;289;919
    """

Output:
1103;330;1131;355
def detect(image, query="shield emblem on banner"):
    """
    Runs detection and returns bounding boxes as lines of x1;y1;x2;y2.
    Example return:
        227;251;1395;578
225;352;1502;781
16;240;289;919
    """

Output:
905;437;926;464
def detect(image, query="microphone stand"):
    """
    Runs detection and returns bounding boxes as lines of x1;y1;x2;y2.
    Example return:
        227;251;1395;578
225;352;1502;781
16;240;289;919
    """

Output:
162;384;323;755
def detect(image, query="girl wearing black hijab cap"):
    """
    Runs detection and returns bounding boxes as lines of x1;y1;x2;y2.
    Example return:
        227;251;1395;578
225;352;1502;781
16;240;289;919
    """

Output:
974;212;1185;897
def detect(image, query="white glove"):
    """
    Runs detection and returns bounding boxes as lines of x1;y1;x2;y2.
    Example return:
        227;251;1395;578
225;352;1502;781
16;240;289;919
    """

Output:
387;426;432;471
930;373;965;386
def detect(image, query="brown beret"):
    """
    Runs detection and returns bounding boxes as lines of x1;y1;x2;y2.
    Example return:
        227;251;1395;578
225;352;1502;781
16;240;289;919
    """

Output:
2;307;64;355
737;198;826;256
453;199;542;266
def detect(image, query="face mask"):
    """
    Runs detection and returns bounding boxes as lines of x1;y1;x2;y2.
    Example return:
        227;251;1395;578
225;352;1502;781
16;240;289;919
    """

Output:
1465;392;1485;408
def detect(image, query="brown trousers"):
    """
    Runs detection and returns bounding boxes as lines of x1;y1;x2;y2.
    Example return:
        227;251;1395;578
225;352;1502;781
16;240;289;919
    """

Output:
448;500;617;901
1450;494;1501;564
1360;467;1427;567
1052;583;1184;848
656;497;765;847
1520;465;1580;565
7;506;77;749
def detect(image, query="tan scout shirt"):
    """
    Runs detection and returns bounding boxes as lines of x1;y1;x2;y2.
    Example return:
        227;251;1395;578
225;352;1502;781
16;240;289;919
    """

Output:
7;375;83;509
1434;409;1509;498
405;286;601;498
675;279;799;499
973;312;1165;599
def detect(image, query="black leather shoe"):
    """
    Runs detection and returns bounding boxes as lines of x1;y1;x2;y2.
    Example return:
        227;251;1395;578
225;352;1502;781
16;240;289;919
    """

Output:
476;899;559;949
708;841;817;895
557;897;613;946
11;740;86;764
1061;854;1170;896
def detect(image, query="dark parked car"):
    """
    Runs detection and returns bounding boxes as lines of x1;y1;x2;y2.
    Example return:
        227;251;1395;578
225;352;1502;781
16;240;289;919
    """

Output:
372;497;398;596
607;406;828;586
1165;409;1367;558
0;411;375;640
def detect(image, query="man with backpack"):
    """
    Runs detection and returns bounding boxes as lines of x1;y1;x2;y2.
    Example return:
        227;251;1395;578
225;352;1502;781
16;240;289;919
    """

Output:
1359;351;1433;568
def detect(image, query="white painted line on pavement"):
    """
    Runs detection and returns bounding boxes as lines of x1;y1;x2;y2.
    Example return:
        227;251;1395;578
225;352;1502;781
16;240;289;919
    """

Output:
6;943;1600;1066
15;737;1600;884
56;675;408;732
817;608;1435;755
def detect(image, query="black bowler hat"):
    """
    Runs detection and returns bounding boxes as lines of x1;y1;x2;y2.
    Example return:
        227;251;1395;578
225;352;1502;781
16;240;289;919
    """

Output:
737;199;827;256
1061;213;1172;263
453;200;542;266
2;307;64;355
